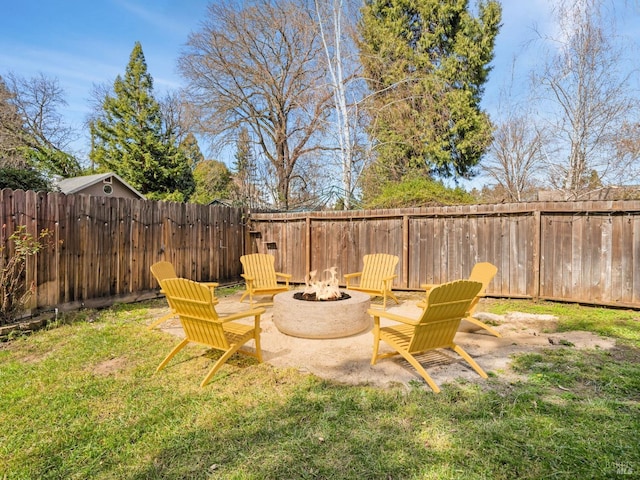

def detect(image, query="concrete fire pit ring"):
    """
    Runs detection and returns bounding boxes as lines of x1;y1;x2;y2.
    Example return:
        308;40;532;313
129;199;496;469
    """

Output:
272;290;372;339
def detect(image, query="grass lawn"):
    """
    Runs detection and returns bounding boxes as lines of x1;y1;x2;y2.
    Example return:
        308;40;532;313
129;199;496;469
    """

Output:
1;296;639;479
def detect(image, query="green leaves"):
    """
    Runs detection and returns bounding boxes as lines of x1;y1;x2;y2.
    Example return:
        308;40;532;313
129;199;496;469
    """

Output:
359;0;501;188
89;42;194;201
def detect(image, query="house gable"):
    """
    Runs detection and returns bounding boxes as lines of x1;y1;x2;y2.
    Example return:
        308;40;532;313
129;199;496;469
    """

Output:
56;173;145;200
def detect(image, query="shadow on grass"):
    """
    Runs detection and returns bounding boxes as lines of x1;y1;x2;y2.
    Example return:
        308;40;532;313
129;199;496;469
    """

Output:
130;346;640;479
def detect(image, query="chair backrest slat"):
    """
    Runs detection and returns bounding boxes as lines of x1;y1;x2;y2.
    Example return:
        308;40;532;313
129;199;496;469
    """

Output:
241;254;278;289
150;261;178;284
360;253;399;290
408;280;482;353
467;262;498;315
161;278;228;349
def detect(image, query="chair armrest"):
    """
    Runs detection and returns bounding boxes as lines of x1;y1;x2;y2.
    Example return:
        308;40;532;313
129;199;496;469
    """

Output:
241;274;255;289
382;274;398;289
367;308;420;326
419;283;438;305
275;272;292;286
344;272;362;288
221;307;266;323
202;282;220;302
343;272;362;280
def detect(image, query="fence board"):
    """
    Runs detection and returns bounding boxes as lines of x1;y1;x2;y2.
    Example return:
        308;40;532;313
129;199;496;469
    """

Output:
2;190;640;314
0;190;246;316
249;202;640;308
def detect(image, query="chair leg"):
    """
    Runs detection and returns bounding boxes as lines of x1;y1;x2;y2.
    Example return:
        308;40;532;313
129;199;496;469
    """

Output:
370;316;382;364
388;291;399;305
200;344;243;387
147;311;174;330
371;333;381;365
381;291;399;310
253;328;263;363
395;349;441;393
156;339;189;372
465;316;502;338
452;344;488;379
239;291;249;303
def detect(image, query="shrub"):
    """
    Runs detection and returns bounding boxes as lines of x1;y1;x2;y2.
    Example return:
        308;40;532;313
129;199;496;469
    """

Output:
0;166;51;191
0;225;53;325
364;176;475;208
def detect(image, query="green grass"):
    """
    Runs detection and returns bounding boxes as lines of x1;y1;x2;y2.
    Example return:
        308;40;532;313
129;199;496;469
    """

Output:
1;299;639;479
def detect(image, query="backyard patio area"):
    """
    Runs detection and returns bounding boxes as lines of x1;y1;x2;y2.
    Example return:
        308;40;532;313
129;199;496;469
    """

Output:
150;290;616;389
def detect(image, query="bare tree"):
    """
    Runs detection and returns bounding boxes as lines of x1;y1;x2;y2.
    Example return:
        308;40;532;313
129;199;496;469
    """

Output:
158;90;195;146
1;72;80;176
532;0;639;198
617;120;640;158
313;0;365;209
179;0;333;210
482;114;545;202
0;77;24;167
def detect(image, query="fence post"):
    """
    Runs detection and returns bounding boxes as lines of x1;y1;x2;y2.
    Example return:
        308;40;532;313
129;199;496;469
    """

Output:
402;214;409;288
305;215;311;276
532;208;542;300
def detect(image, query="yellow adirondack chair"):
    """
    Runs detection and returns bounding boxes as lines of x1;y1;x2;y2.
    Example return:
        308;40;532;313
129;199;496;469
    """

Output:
419;262;500;337
156;278;265;387
149;261;219;330
344;253;399;309
239;253;292;306
370;279;487;393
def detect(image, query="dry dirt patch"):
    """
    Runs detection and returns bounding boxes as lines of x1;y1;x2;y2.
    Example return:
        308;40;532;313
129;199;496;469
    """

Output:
92;356;129;376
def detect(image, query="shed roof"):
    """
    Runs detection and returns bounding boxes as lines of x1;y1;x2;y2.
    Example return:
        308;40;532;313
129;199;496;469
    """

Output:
56;173;145;199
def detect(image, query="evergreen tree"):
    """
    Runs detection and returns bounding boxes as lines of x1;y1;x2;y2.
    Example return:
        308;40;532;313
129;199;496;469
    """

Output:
180;132;204;170
358;0;501;184
232;127;258;207
90;42;194;200
191;160;236;204
0;166;50;191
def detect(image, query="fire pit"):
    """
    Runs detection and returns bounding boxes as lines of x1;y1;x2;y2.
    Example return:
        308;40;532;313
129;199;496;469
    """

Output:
272;268;372;339
273;290;371;339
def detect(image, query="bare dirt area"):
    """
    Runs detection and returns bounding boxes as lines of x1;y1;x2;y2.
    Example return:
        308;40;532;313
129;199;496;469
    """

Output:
156;291;616;390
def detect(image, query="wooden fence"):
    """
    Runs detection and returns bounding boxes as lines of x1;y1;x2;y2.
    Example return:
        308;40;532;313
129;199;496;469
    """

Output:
2;188;639;314
0;189;247;312
247;201;640;309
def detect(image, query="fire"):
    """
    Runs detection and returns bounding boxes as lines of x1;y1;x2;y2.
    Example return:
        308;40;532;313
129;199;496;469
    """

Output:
303;267;341;300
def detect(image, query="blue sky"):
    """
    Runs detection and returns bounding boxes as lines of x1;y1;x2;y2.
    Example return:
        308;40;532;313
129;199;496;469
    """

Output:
1;0;639;183
1;0;211;156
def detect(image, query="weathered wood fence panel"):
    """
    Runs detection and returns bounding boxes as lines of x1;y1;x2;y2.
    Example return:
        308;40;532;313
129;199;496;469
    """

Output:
3;188;640;312
0;189;246;312
248;201;640;308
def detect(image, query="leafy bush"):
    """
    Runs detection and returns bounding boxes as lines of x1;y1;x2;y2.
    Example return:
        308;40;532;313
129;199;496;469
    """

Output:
0;166;51;191
0;225;52;325
364;176;475;208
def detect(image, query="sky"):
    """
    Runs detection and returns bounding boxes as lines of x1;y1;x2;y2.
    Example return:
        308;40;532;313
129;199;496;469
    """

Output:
1;0;639;187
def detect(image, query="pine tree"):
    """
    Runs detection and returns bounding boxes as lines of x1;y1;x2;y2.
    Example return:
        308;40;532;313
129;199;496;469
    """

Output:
232;128;255;207
90;42;194;200
359;0;501;184
180;132;204;170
